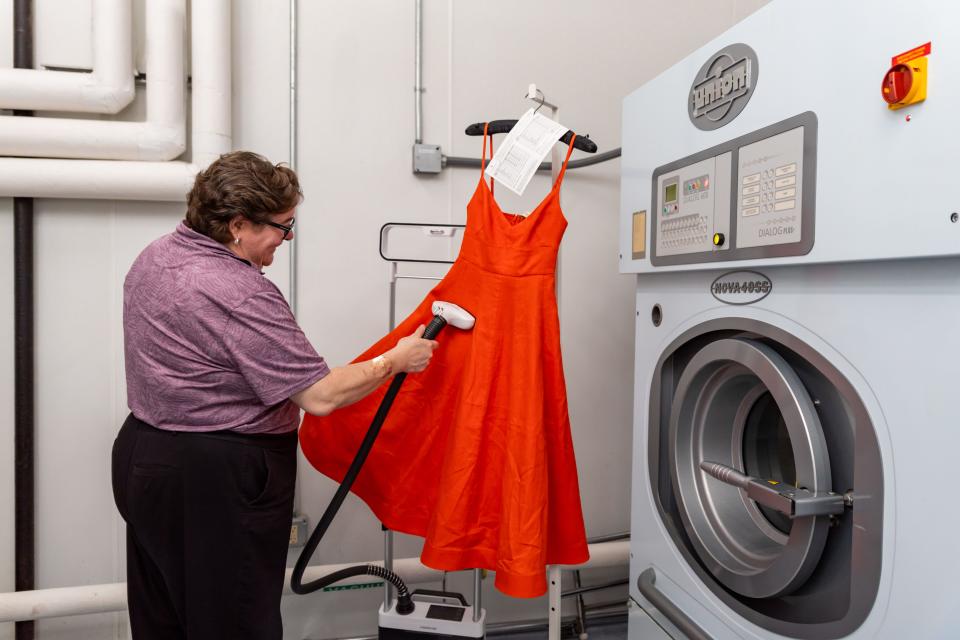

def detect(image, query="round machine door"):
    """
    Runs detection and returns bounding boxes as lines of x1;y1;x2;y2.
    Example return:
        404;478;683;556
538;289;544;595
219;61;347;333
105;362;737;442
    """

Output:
668;338;833;599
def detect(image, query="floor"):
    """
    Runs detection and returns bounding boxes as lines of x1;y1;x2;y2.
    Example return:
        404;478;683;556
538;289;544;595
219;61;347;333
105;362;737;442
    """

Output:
490;616;627;639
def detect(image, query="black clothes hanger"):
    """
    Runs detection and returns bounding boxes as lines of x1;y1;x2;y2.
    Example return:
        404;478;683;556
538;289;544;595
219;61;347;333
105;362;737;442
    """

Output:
464;121;598;154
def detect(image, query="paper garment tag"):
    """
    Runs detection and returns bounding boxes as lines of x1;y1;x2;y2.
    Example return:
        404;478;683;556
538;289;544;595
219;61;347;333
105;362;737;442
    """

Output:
483;108;570;196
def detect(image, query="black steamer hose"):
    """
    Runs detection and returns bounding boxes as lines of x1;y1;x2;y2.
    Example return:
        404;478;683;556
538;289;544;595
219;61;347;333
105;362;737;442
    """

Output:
290;314;450;614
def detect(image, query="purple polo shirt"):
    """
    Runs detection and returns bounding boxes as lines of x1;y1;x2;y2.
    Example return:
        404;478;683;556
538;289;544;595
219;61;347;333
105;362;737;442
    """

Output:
123;222;330;434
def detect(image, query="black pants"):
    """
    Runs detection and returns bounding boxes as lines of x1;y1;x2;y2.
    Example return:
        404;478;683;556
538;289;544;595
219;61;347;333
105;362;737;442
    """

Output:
112;413;297;639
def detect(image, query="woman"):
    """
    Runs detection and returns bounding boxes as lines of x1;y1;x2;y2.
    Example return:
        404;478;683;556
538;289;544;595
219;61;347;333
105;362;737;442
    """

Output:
111;151;437;639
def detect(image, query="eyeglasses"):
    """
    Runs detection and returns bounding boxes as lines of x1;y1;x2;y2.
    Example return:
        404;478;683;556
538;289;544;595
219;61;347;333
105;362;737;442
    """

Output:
263;218;295;240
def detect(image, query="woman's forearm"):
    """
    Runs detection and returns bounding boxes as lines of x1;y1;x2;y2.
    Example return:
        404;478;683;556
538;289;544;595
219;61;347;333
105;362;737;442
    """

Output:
291;353;393;416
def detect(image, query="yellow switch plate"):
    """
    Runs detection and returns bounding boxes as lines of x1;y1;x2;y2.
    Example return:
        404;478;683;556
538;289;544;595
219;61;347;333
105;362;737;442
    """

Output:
888;56;927;110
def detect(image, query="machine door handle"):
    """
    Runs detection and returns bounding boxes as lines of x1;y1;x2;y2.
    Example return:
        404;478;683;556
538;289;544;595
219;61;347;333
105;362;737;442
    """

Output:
637;568;713;640
700;461;847;518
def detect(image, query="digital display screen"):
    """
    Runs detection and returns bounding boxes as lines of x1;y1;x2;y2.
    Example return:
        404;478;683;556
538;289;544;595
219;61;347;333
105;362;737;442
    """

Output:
426;605;466;622
664;183;678;203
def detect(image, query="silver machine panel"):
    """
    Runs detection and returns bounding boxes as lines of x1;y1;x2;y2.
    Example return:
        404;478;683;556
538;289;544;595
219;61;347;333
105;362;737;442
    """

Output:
650;113;816;266
621;1;960;639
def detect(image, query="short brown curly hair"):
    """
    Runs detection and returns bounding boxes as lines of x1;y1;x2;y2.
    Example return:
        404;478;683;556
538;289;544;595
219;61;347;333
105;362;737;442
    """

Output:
185;151;303;243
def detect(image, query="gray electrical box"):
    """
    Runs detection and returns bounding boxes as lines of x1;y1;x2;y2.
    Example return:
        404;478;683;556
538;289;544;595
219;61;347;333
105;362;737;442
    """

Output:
412;143;442;174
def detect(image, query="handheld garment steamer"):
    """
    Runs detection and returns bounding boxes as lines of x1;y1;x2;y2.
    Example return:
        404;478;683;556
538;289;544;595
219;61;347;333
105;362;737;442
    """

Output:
291;301;485;638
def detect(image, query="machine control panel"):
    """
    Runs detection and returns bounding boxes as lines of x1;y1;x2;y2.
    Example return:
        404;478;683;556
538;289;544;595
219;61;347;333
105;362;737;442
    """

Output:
655;155;731;259
651;112;816;266
736;127;804;249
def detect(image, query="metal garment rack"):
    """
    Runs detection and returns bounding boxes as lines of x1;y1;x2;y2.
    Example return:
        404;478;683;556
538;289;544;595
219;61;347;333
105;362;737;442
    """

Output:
378;221;482;619
562;532;630;639
380;221;465;330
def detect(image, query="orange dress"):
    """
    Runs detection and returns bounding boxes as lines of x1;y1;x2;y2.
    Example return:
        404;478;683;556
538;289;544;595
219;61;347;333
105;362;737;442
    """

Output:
299;126;589;597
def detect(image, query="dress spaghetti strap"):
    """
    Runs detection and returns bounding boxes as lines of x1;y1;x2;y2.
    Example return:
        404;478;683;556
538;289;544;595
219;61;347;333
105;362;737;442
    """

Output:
554;133;577;188
479;122;496;196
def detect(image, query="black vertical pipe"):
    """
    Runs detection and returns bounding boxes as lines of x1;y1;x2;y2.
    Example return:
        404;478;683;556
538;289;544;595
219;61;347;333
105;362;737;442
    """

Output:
14;0;35;639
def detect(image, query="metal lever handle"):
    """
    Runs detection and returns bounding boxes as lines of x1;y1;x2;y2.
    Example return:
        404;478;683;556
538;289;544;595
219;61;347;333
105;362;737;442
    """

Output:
637;568;713;640
699;461;846;518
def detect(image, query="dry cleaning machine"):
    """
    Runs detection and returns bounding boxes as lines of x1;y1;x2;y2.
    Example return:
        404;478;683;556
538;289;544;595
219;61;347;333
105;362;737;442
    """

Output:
620;1;960;638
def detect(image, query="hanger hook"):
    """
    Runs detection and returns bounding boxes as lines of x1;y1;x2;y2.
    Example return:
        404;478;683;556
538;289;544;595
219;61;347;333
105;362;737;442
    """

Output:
524;88;547;113
532;88;546;115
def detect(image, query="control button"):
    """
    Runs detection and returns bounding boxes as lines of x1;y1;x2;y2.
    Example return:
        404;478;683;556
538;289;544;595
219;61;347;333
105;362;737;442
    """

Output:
775;176;797;188
743;173;760;185
742;185;760;196
742;196;760;206
775;163;797;177
775;187;796;200
712;232;725;247
765;181;773;190
763;205;770;213
774;199;795;211
763;170;771;178
743;206;760;216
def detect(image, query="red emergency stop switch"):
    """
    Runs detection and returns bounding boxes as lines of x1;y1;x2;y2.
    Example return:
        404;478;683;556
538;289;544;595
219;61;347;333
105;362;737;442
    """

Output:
882;64;913;105
882;43;929;110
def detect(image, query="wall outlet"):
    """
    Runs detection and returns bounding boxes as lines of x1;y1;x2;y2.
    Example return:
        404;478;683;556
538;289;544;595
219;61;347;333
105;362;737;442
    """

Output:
289;514;308;547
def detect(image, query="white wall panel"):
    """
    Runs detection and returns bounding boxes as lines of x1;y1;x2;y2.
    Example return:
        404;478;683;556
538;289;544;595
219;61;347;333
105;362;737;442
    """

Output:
0;0;10;69
33;199;121;640
232;0;294;300
33;0;153;76
35;0;92;71
30;200;181;640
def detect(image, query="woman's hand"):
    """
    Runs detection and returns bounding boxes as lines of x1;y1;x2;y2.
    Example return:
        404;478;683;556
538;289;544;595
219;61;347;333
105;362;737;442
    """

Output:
387;325;439;373
291;325;440;416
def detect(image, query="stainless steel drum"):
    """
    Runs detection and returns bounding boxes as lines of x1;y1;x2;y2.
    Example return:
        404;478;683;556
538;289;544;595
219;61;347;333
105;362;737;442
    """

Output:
669;338;832;598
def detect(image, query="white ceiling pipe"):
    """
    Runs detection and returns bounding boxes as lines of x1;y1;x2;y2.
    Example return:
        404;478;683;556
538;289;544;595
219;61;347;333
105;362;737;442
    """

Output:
0;583;127;623
558;540;629;570
0;541;628;622
0;0;185;161
279;557;442;596
0;158;195;201
0;555;441;622
191;0;232;168
0;0;134;113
